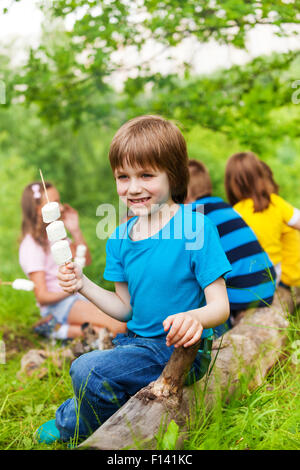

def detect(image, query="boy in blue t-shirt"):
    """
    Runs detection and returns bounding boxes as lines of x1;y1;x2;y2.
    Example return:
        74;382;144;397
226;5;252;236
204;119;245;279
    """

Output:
186;159;276;337
36;116;231;444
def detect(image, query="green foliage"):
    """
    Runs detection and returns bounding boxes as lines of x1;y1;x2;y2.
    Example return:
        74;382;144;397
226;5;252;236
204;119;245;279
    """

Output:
6;0;299;51
185;125;242;200
159;420;179;450
4;1;300;130
0;154;35;279
120;51;300;151
13;43;300;152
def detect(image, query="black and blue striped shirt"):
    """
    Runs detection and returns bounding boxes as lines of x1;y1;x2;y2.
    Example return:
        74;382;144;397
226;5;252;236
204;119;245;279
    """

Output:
191;196;276;312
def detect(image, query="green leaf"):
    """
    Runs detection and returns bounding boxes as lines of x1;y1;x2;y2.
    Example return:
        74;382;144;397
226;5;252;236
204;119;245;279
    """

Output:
161;420;179;450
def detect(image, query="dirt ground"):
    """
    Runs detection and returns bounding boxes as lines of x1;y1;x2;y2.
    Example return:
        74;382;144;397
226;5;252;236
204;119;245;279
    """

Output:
1;327;39;358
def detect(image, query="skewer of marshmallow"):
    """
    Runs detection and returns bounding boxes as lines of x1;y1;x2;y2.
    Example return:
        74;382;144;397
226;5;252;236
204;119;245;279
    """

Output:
39;169;73;265
0;278;35;291
40;170;86;269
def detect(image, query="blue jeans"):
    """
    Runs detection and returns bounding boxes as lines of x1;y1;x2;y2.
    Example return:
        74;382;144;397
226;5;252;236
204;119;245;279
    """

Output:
55;331;212;442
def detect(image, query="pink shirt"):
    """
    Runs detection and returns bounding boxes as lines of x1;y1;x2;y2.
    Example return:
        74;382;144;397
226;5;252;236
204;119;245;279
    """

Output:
19;234;66;313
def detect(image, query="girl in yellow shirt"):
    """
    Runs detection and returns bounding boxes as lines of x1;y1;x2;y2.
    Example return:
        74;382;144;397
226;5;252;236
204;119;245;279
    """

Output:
260;161;300;287
225;152;300;285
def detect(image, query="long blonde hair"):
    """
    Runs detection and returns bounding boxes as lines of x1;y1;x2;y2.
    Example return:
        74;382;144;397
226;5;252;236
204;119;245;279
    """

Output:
20;181;54;250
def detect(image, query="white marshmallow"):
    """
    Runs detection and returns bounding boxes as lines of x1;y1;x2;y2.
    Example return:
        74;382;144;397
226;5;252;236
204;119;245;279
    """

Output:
12;279;35;291
74;256;86;268
51;240;72;265
42;202;61;223
46;220;67;243
76;244;87;257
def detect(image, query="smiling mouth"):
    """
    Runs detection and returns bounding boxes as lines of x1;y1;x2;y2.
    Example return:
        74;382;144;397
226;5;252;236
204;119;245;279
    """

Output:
128;197;151;204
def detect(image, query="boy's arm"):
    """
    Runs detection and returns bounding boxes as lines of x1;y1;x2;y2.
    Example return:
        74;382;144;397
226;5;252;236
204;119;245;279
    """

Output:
80;277;132;322
163;277;229;348
58;262;132;322
196;277;230;328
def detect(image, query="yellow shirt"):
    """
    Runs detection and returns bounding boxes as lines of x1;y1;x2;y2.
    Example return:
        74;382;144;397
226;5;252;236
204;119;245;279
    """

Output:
280;225;300;286
233;193;295;266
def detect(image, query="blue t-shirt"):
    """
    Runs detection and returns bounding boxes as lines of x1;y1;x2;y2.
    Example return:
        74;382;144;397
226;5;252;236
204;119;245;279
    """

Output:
191;197;276;311
103;204;232;338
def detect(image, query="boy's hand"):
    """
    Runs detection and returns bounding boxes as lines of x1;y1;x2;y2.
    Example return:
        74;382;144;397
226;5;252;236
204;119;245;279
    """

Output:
163;312;203;348
57;261;83;293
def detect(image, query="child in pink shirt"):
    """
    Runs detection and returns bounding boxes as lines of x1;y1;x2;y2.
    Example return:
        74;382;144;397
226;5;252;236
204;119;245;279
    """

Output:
20;233;67;315
19;181;126;340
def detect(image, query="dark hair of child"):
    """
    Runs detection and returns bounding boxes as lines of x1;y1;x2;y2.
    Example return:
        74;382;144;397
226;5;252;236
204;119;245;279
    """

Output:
260;160;280;194
187;159;212;200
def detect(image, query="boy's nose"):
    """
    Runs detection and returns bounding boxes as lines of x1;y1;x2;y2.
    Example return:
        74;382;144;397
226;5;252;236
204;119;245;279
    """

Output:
128;178;142;194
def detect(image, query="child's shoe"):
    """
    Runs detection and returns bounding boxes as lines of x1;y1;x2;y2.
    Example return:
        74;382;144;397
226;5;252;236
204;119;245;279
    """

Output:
33;315;58;338
35;419;61;444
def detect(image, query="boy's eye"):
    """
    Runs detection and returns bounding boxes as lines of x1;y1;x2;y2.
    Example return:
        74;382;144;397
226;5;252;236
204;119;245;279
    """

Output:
116;173;154;180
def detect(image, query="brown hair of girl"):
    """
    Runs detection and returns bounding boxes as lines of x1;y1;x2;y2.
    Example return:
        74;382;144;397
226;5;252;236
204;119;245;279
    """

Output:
225;152;274;212
187;159;212;201
260;161;279;194
20;181;54;250
109;115;189;204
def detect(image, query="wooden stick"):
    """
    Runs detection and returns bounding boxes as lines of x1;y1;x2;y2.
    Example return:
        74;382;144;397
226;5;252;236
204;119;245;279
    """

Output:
39;168;49;204
0;280;12;286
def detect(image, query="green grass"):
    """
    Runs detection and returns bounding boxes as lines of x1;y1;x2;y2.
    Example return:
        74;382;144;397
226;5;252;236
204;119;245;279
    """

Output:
184;355;300;450
182;306;300;451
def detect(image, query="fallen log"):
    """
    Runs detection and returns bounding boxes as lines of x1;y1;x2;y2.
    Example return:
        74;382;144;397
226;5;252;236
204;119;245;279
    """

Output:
79;338;202;450
79;286;299;450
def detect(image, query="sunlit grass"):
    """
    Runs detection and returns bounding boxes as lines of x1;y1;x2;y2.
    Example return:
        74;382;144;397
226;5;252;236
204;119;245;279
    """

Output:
183;305;300;450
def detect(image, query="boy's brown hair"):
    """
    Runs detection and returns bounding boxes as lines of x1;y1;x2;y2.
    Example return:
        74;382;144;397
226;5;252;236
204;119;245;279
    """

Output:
225;152;274;212
109;115;189;204
187;159;212;201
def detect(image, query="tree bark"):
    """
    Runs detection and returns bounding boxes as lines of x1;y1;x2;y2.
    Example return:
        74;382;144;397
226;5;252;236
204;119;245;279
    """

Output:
79;286;299;450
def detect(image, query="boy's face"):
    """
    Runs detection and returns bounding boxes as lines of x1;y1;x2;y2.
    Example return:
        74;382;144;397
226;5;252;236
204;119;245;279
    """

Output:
114;162;173;216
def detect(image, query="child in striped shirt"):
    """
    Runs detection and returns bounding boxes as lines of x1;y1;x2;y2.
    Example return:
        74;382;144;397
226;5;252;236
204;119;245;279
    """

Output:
186;159;276;336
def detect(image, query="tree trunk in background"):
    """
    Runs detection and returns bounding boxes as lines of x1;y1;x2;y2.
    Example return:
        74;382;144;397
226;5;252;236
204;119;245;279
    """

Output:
79;287;299;450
